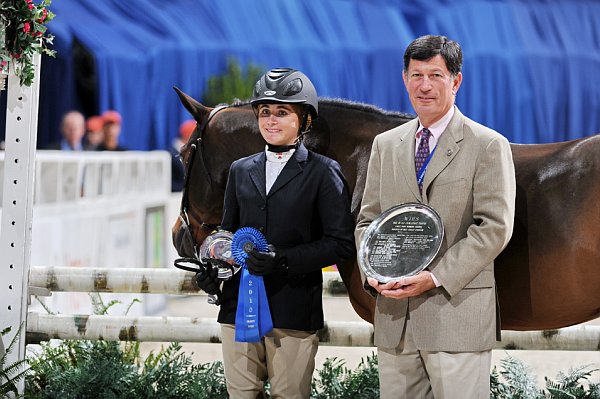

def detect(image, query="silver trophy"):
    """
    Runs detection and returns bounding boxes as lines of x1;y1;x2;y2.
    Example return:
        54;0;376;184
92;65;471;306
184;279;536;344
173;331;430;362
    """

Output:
198;230;240;279
358;203;444;283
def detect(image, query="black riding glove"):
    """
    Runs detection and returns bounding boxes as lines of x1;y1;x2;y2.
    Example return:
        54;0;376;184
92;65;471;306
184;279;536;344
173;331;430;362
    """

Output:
247;247;287;276
194;263;222;303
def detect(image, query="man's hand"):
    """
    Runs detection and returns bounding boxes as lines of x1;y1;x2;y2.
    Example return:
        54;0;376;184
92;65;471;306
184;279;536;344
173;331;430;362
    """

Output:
367;271;436;299
246;247;287;276
194;263;222;304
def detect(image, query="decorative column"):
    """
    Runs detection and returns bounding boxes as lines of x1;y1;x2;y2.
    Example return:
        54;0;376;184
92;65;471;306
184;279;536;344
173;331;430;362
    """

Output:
0;52;41;390
0;21;7;91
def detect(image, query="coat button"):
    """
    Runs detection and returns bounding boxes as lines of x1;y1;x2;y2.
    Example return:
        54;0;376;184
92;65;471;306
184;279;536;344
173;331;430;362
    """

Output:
258;226;264;232
260;206;265;211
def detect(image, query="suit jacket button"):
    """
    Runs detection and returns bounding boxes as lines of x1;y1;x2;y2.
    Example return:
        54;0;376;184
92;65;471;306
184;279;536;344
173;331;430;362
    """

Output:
260;206;265;211
258;227;264;232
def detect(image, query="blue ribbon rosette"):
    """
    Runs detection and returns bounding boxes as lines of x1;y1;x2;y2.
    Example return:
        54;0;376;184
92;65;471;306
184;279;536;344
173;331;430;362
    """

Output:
231;227;273;342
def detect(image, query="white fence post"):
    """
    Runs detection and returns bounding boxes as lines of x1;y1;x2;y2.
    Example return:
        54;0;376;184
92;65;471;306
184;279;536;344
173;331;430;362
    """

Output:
0;53;41;390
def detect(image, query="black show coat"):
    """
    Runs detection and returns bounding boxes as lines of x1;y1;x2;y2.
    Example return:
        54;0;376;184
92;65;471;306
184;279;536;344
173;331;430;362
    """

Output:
217;143;355;331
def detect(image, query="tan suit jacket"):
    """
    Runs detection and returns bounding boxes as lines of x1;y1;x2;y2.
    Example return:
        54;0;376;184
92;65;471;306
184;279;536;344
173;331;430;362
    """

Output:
355;107;516;352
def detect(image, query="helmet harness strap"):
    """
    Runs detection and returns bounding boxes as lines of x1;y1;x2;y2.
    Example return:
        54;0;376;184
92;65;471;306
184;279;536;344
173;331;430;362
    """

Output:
297;108;311;143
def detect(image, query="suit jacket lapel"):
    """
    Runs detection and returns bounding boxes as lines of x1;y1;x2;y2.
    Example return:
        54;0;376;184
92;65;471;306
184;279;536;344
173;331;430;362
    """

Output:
396;119;422;201
249;152;267;201
422;108;463;196
267;144;307;198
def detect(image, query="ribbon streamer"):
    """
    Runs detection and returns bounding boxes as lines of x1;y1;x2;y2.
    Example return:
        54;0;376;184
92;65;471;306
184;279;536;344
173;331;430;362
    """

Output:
232;227;273;342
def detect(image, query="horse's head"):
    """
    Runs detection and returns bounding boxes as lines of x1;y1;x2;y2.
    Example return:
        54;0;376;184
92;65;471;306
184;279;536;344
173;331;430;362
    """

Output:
172;88;265;257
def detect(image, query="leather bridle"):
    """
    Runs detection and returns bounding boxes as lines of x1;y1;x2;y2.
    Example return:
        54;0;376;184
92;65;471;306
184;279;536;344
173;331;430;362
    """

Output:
178;105;229;250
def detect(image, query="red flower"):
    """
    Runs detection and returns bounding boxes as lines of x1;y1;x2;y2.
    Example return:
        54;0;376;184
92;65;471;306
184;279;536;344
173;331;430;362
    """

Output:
28;3;34;10
23;22;31;33
1;61;7;67
12;53;22;60
39;8;48;22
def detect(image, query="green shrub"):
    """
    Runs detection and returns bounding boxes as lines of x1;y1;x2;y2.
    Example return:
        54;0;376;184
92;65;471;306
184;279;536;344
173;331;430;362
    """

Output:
202;58;264;106
25;340;227;399
491;354;600;399
1;324;29;398
16;296;600;398
311;355;379;399
20;342;600;398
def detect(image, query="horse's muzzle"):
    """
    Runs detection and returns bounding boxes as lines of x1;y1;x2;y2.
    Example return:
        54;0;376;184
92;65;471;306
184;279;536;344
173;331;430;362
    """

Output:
172;215;197;258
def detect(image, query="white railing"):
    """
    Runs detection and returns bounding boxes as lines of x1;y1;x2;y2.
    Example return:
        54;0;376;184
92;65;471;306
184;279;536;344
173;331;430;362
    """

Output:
0;150;171;206
28;266;347;296
26;266;600;351
2;151;177;317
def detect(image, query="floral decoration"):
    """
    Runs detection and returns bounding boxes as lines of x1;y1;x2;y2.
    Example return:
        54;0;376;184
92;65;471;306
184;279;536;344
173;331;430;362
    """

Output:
1;0;56;89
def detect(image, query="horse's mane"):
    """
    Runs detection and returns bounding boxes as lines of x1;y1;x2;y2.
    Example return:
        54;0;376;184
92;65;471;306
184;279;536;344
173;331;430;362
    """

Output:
221;97;414;120
319;97;414;120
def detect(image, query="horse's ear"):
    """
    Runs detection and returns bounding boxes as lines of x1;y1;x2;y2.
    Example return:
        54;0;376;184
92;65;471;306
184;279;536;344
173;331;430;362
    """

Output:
173;86;212;122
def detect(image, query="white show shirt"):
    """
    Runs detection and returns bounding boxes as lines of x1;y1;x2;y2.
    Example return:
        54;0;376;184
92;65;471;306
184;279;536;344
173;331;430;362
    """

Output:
265;146;295;194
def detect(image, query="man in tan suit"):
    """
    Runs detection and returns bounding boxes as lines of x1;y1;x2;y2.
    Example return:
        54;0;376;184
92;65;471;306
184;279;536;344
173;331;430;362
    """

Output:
355;35;516;398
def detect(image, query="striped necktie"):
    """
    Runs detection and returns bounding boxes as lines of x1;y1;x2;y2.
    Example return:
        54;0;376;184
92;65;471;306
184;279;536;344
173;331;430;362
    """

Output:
415;128;431;193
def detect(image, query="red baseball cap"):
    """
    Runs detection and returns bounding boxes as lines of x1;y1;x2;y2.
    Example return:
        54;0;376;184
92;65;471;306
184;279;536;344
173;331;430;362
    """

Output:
102;110;122;125
179;120;196;141
86;116;104;131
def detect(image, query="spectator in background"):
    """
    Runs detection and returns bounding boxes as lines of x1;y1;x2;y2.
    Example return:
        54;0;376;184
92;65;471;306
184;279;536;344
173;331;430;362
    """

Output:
83;115;104;150
46;110;85;150
170;119;196;191
98;110;127;151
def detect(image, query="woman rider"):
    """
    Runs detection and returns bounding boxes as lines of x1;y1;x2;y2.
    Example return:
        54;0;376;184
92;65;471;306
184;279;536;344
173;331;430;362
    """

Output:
195;68;355;398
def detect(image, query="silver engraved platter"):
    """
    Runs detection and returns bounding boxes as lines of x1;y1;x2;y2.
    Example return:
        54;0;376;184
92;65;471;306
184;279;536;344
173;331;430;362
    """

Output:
358;203;444;283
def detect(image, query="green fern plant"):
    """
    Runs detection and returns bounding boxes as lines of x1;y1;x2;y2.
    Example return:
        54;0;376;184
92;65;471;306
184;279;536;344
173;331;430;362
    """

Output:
25;339;229;399
1;324;30;398
22;295;600;398
491;354;600;399
311;353;379;398
203;58;264;106
24;295;230;398
491;354;541;398
545;365;600;399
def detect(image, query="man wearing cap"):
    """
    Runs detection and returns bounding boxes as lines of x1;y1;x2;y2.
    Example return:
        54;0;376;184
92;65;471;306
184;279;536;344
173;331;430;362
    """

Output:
98;110;126;151
170;119;195;191
83;115;104;150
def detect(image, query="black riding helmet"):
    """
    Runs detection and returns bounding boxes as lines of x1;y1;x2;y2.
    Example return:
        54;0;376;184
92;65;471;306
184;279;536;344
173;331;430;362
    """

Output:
251;68;318;117
251;68;318;139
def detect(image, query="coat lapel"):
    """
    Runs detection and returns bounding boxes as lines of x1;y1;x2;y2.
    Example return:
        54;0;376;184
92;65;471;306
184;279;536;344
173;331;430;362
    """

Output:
396;119;422;201
422;108;463;197
267;144;307;198
249;152;267;201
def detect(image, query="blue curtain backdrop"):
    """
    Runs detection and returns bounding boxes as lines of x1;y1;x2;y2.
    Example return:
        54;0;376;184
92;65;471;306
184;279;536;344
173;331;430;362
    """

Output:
15;0;600;150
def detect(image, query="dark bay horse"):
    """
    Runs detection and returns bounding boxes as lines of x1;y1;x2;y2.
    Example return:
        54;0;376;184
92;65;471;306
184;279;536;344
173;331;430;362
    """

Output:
172;88;600;331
